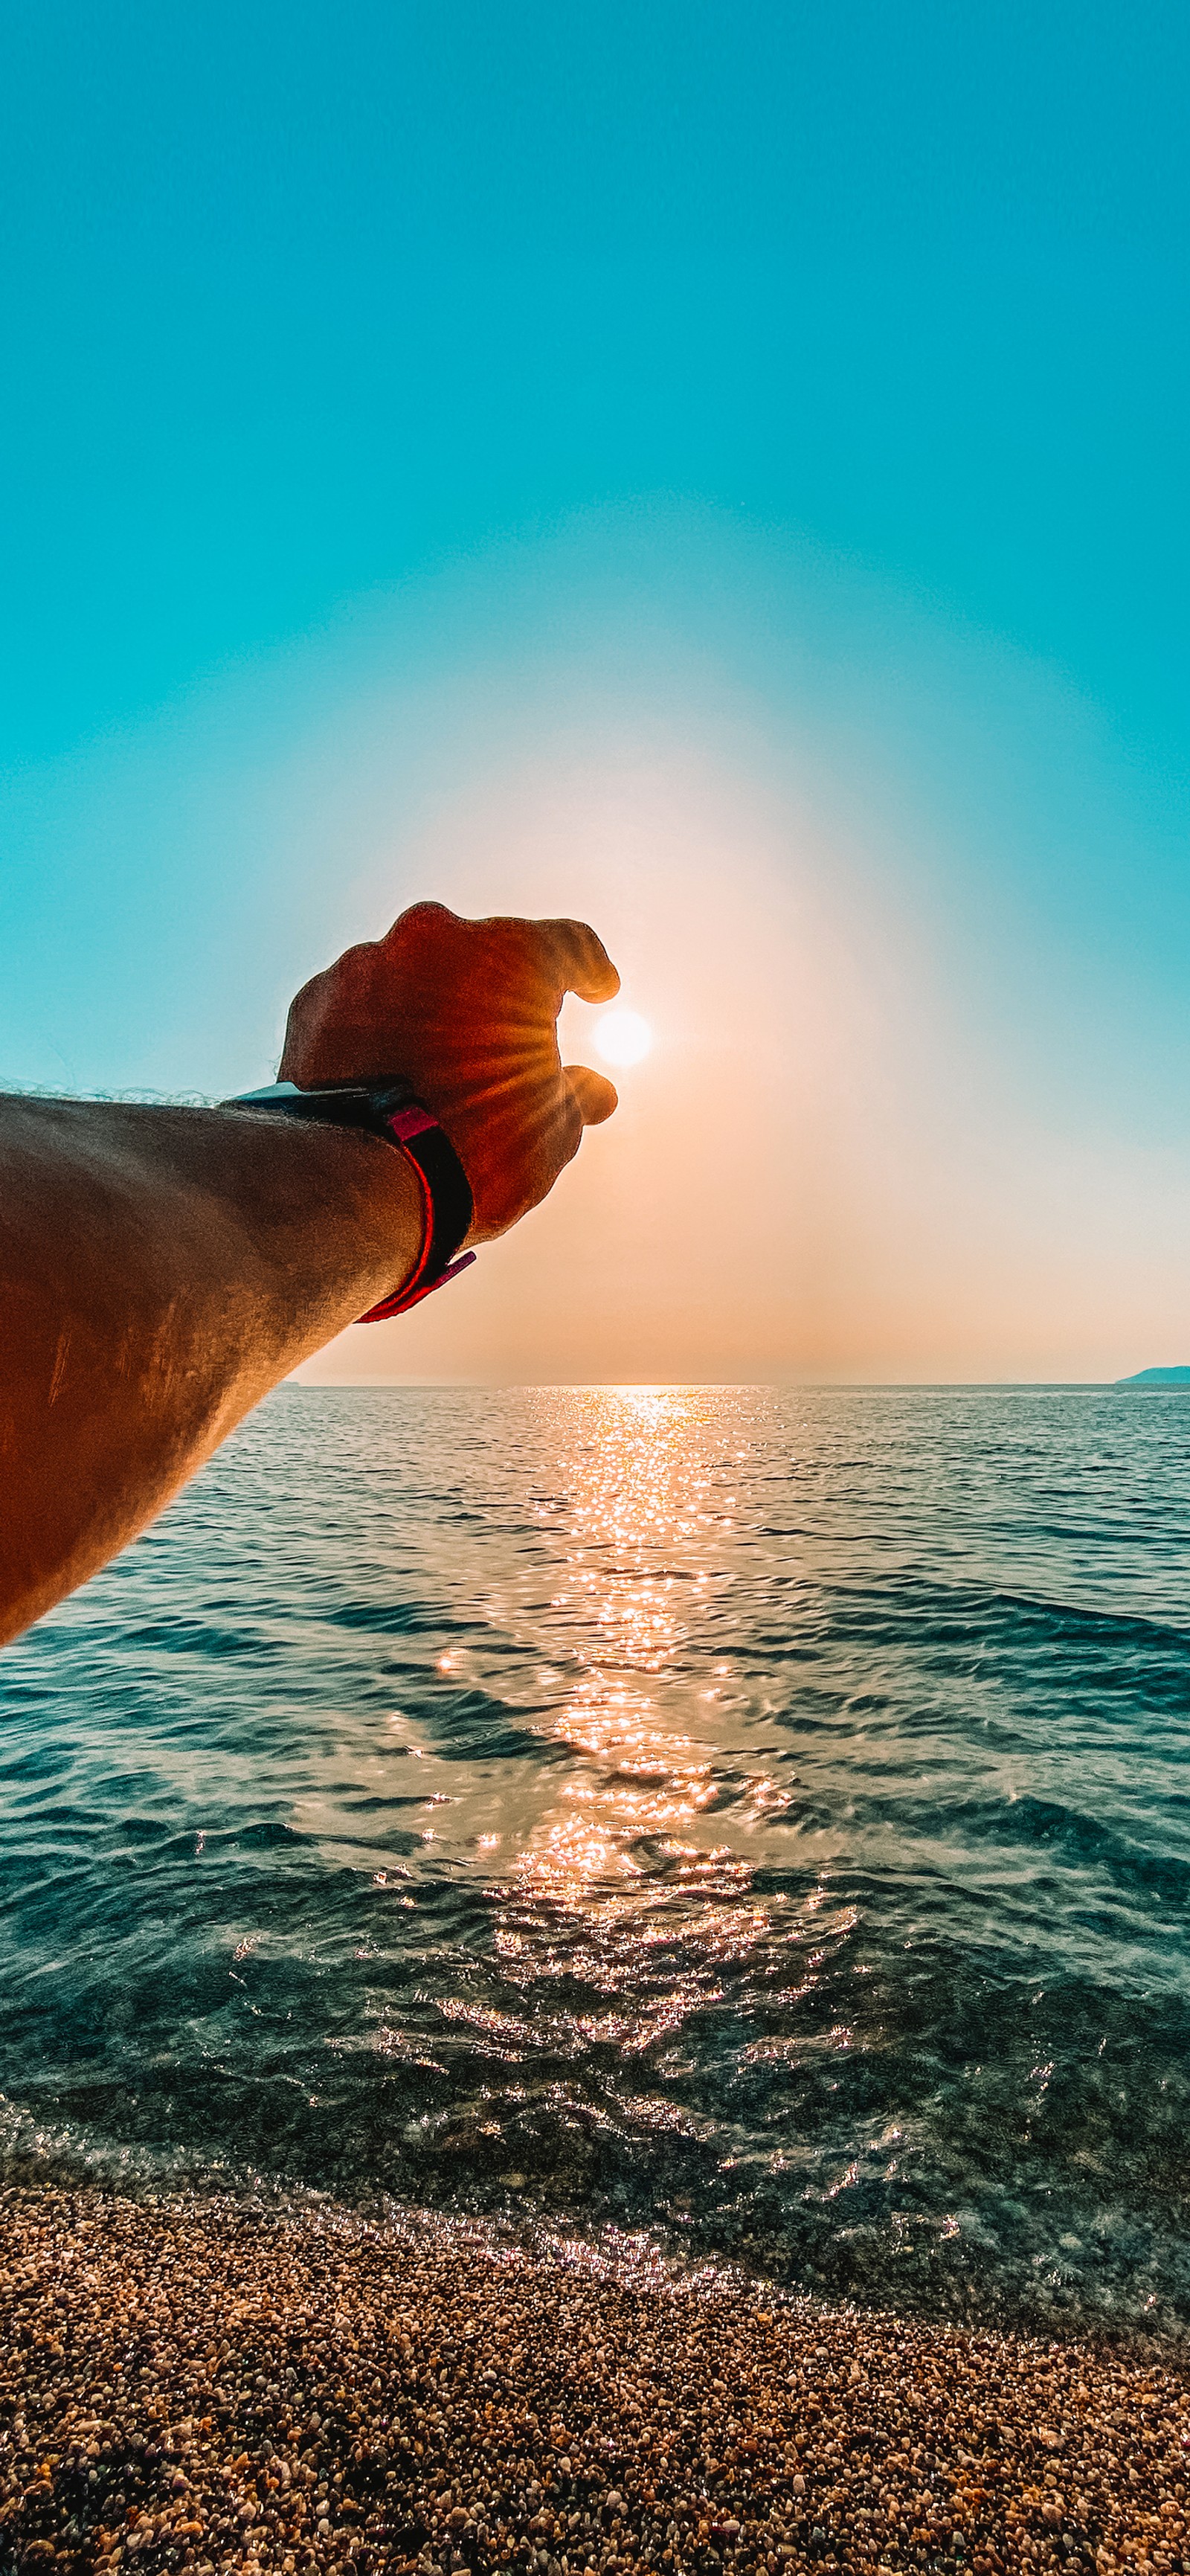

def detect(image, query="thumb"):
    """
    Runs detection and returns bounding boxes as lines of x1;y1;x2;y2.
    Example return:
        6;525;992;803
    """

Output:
565;1063;619;1126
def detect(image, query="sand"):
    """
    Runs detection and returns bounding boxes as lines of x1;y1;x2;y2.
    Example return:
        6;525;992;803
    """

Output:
0;2187;1186;2576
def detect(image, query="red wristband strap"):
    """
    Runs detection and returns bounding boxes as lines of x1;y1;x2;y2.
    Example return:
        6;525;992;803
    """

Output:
356;1101;476;1322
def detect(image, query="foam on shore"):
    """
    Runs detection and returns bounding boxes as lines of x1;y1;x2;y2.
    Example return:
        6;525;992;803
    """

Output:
1;2189;1186;2575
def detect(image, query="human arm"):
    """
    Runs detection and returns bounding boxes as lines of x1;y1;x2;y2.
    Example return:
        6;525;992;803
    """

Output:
0;902;619;1645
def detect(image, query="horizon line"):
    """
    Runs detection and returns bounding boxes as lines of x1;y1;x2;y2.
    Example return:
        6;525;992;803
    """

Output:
283;1375;1173;1393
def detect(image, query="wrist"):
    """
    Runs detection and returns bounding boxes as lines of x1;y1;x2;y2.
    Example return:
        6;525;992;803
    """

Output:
210;1108;428;1361
223;1079;475;1324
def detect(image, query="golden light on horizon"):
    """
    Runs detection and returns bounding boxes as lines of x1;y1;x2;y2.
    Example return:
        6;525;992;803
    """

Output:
594;1006;653;1067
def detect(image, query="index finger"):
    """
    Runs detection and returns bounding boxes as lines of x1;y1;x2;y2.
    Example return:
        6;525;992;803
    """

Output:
539;916;621;1005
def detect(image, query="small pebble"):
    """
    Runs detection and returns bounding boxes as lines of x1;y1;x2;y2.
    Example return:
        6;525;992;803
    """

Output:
0;2185;1186;2575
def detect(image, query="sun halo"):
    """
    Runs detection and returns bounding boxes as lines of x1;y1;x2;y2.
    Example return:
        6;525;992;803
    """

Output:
594;1008;653;1068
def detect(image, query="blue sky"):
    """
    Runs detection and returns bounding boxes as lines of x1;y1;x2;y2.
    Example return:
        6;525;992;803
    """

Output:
2;2;1189;1375
3;0;1186;758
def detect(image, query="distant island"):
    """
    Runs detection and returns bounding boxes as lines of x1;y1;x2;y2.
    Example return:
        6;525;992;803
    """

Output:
1116;1366;1190;1384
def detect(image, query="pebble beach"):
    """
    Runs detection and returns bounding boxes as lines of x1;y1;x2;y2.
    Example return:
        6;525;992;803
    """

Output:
1;2190;1187;2576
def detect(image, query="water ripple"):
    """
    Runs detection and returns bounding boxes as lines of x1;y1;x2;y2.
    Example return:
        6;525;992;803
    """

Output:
1;1383;1189;2339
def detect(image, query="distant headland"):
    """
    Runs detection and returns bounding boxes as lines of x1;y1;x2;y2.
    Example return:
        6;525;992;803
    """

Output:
1116;1365;1190;1385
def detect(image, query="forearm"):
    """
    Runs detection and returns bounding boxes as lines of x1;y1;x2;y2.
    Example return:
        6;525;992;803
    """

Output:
0;1096;422;1642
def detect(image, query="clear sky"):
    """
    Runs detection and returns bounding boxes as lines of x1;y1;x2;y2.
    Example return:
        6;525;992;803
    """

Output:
2;2;1189;1381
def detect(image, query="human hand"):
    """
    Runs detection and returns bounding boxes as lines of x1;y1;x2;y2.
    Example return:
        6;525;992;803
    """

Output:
278;901;621;1243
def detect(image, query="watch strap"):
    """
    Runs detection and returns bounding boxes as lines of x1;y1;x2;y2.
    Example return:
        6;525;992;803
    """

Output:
223;1080;475;1322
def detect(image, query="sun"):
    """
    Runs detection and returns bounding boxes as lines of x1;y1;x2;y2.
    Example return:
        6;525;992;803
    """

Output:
594;1008;653;1068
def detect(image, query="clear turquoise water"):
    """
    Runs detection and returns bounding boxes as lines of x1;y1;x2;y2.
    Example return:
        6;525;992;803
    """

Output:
2;1385;1189;2340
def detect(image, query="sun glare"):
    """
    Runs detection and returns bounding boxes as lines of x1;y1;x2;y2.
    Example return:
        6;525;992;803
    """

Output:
594;1008;653;1067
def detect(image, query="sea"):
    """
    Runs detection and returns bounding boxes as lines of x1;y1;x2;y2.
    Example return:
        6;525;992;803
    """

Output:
2;1384;1189;2345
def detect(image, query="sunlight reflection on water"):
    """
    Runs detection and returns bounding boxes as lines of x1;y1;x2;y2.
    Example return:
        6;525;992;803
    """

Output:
3;1383;1190;2341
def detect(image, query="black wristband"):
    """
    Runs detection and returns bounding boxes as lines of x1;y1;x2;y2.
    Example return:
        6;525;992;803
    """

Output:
222;1079;475;1321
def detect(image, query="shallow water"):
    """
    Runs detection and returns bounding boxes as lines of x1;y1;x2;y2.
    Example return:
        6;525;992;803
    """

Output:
2;1384;1189;2339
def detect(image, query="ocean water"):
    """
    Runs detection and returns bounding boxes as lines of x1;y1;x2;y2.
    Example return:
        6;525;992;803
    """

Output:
2;1384;1189;2342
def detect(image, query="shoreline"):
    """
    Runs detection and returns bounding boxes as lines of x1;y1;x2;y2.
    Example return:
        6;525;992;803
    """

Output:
1;2188;1187;2576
